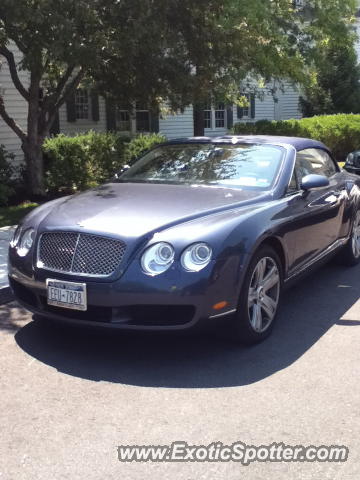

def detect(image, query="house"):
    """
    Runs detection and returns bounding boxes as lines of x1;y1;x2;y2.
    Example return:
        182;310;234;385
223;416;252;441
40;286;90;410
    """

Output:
0;44;309;165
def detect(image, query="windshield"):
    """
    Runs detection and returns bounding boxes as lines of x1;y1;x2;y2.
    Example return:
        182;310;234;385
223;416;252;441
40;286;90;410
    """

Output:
118;143;285;189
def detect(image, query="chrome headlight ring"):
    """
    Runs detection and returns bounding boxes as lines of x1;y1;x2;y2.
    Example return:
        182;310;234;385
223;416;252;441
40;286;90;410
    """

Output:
181;242;212;272
141;242;175;275
17;228;35;257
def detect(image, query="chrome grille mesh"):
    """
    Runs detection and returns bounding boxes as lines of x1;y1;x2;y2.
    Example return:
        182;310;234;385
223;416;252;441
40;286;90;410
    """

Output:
38;232;126;276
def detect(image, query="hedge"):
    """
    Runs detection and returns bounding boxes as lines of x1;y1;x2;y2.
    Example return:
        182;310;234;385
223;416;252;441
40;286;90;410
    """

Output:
43;131;165;194
232;114;360;162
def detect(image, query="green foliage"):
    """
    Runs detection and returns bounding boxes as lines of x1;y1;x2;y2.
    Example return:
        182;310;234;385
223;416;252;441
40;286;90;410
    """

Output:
43;132;165;194
0;202;38;227
0;144;15;206
1;0;356;113
43;132;129;194
95;0;357;110
233;115;360;162
300;42;360;116
0;0;357;194
122;133;166;165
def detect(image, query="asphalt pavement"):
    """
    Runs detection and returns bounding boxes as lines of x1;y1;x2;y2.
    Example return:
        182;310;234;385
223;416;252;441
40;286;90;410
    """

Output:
0;226;15;289
0;260;359;479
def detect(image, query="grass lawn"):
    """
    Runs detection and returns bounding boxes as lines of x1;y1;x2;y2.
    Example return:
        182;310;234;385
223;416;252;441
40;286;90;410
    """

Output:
0;202;38;228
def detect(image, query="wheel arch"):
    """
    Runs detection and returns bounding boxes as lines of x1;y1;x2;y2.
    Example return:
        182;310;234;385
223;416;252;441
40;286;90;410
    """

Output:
259;237;286;275
247;235;288;279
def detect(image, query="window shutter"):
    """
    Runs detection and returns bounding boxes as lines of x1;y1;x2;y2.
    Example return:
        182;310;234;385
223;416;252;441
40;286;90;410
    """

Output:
237;106;244;119
250;94;256;119
105;98;116;131
226;106;233;129
66;93;76;122
91;91;100;122
49;112;60;135
149;111;159;133
193;104;205;136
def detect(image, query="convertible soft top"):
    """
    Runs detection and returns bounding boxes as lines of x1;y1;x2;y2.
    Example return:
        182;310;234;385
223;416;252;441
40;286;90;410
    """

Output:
165;135;329;152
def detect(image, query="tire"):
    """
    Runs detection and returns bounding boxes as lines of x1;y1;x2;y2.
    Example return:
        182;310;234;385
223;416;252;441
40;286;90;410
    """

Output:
338;210;360;267
231;245;283;345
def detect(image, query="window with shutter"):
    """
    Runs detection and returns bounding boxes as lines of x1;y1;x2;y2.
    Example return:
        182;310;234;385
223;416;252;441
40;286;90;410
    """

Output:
241;94;251;119
204;103;212;129
116;107;131;131
215;103;225;128
75;89;89;120
237;93;255;120
135;104;150;132
203;102;227;130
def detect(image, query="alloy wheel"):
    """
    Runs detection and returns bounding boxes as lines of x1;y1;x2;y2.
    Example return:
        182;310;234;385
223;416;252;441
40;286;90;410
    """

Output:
247;256;280;333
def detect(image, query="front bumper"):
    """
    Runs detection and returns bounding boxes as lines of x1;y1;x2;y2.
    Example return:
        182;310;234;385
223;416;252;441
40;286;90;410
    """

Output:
8;252;243;331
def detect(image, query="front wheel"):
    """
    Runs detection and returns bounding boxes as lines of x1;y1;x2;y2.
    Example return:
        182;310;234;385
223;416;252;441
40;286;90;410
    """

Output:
338;210;360;266
231;246;282;345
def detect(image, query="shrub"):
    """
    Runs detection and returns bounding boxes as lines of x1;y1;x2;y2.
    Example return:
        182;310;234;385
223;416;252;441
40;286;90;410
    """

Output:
122;133;166;165
43;131;165;194
43;132;127;194
0;144;15;206
233;114;360;162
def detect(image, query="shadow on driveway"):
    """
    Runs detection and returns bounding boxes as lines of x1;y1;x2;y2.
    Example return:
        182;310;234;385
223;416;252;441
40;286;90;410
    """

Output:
7;262;360;388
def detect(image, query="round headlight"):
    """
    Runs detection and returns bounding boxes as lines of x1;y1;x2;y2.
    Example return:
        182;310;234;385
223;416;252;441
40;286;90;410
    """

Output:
181;242;212;272
141;242;175;275
17;228;35;257
10;225;22;248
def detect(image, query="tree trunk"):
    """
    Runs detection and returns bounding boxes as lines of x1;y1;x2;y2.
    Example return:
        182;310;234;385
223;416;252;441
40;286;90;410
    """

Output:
22;137;45;198
193;103;205;136
23;74;46;197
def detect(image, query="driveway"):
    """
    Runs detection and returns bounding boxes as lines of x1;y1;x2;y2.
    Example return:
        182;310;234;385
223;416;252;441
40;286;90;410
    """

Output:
0;261;359;479
0;226;15;289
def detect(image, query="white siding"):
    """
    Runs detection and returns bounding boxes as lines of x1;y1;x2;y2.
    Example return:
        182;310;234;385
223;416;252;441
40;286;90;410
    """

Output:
233;89;277;124
233;83;302;128
277;83;302;120
254;92;277;121
159;106;194;139
205;124;227;137
58;95;107;135
0;42;29;164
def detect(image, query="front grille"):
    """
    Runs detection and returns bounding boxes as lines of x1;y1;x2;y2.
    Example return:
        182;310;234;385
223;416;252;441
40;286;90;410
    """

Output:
37;232;126;276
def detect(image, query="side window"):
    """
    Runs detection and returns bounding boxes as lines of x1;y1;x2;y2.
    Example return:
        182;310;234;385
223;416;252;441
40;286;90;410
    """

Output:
295;150;316;179
296;148;338;179
313;149;338;177
287;169;298;193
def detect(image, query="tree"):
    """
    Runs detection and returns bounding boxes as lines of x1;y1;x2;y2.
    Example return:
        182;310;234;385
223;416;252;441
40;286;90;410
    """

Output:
96;0;356;134
0;0;108;196
300;41;360;116
0;0;356;196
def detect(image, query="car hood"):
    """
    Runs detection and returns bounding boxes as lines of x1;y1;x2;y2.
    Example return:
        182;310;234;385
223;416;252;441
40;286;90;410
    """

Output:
39;182;270;238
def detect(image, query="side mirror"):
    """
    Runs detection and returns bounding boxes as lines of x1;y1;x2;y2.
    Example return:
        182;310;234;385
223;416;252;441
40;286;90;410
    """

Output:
300;174;330;191
344;151;360;175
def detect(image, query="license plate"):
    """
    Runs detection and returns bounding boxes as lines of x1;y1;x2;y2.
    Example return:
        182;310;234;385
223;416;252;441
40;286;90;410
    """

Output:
46;279;87;311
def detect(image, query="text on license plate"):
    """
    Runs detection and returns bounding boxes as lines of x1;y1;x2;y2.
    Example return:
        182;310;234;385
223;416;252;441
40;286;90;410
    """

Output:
46;279;87;311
